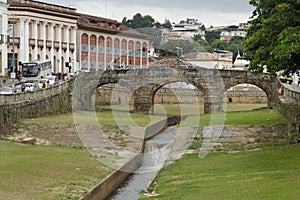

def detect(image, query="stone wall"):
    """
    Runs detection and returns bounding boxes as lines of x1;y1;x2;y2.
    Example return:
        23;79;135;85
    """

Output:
0;81;73;135
276;82;300;133
96;85;268;105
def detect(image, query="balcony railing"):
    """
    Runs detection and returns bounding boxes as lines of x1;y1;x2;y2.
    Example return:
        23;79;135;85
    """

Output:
46;40;52;48
38;39;44;47
29;38;35;46
9;37;20;45
54;41;59;49
62;42;67;50
69;43;74;51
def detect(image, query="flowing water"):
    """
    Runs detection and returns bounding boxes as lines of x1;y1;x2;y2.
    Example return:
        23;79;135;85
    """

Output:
109;126;176;200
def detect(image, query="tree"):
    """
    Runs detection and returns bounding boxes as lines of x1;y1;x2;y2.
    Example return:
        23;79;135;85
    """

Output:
162;19;172;29
243;0;300;74
205;30;221;44
159;40;204;57
143;15;155;27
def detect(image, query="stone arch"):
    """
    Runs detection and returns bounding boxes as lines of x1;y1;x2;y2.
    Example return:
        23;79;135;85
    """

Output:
223;79;274;109
152;81;203;114
225;83;268;105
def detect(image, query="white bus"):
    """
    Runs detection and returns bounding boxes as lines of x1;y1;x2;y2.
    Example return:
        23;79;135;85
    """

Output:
21;60;52;80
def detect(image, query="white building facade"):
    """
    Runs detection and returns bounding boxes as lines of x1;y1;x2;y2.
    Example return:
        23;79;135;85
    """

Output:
0;0;8;76
183;51;233;69
7;0;78;78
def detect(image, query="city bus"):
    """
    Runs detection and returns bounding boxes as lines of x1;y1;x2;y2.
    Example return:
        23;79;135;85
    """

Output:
21;60;52;81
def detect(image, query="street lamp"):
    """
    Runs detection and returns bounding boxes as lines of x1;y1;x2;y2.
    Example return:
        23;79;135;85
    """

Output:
11;19;16;79
175;47;182;68
7;14;16;79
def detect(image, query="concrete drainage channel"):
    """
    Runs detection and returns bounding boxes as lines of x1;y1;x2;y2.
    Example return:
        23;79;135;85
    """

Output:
80;116;183;200
109;125;176;200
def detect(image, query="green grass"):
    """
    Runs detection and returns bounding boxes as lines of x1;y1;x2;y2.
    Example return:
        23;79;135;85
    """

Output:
19;103;265;126
12;103;287;200
0;140;112;200
180;109;287;127
140;144;300;200
20;109;163;127
153;103;267;116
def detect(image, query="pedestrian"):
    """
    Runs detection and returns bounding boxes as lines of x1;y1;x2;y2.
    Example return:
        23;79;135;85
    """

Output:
21;83;25;92
64;73;68;81
0;76;2;88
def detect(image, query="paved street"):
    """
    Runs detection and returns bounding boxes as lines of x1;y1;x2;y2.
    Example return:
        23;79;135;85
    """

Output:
1;78;21;87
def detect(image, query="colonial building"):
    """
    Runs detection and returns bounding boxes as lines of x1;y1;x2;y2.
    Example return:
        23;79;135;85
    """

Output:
219;22;249;42
0;0;149;77
6;0;78;77
0;0;8;76
77;14;149;71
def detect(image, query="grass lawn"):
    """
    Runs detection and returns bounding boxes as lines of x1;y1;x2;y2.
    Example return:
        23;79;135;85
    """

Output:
180;109;287;127
8;103;287;199
22;108;164;127
140;144;300;200
0;140;112;200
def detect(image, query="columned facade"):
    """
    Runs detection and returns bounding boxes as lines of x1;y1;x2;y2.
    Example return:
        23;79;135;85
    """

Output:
78;32;148;71
7;0;79;78
0;0;7;76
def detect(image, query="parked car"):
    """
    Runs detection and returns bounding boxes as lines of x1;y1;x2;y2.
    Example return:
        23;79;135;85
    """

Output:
0;86;13;94
45;75;59;86
14;84;23;93
70;70;88;77
24;83;35;92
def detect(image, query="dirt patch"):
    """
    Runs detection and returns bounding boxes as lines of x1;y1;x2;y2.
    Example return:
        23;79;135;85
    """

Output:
7;123;144;154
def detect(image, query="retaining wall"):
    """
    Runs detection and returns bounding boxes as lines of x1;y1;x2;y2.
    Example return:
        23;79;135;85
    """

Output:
276;82;300;133
0;80;73;135
96;85;267;105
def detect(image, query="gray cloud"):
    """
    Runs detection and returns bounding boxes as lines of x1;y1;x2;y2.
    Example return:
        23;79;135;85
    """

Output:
41;0;254;26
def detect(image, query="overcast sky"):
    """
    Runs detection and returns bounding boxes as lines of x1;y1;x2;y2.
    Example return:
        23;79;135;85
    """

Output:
42;0;255;27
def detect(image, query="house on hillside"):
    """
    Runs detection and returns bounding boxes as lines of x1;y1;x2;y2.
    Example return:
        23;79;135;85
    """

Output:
182;50;233;69
220;22;249;42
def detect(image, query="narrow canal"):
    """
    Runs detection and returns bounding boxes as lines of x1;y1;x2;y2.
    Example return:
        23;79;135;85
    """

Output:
109;126;176;200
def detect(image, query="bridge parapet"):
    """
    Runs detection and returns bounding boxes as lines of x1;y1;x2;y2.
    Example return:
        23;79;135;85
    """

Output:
0;79;73;105
281;83;300;104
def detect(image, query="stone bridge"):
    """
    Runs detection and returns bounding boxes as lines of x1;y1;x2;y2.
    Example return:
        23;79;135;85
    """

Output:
73;67;279;114
0;67;299;135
